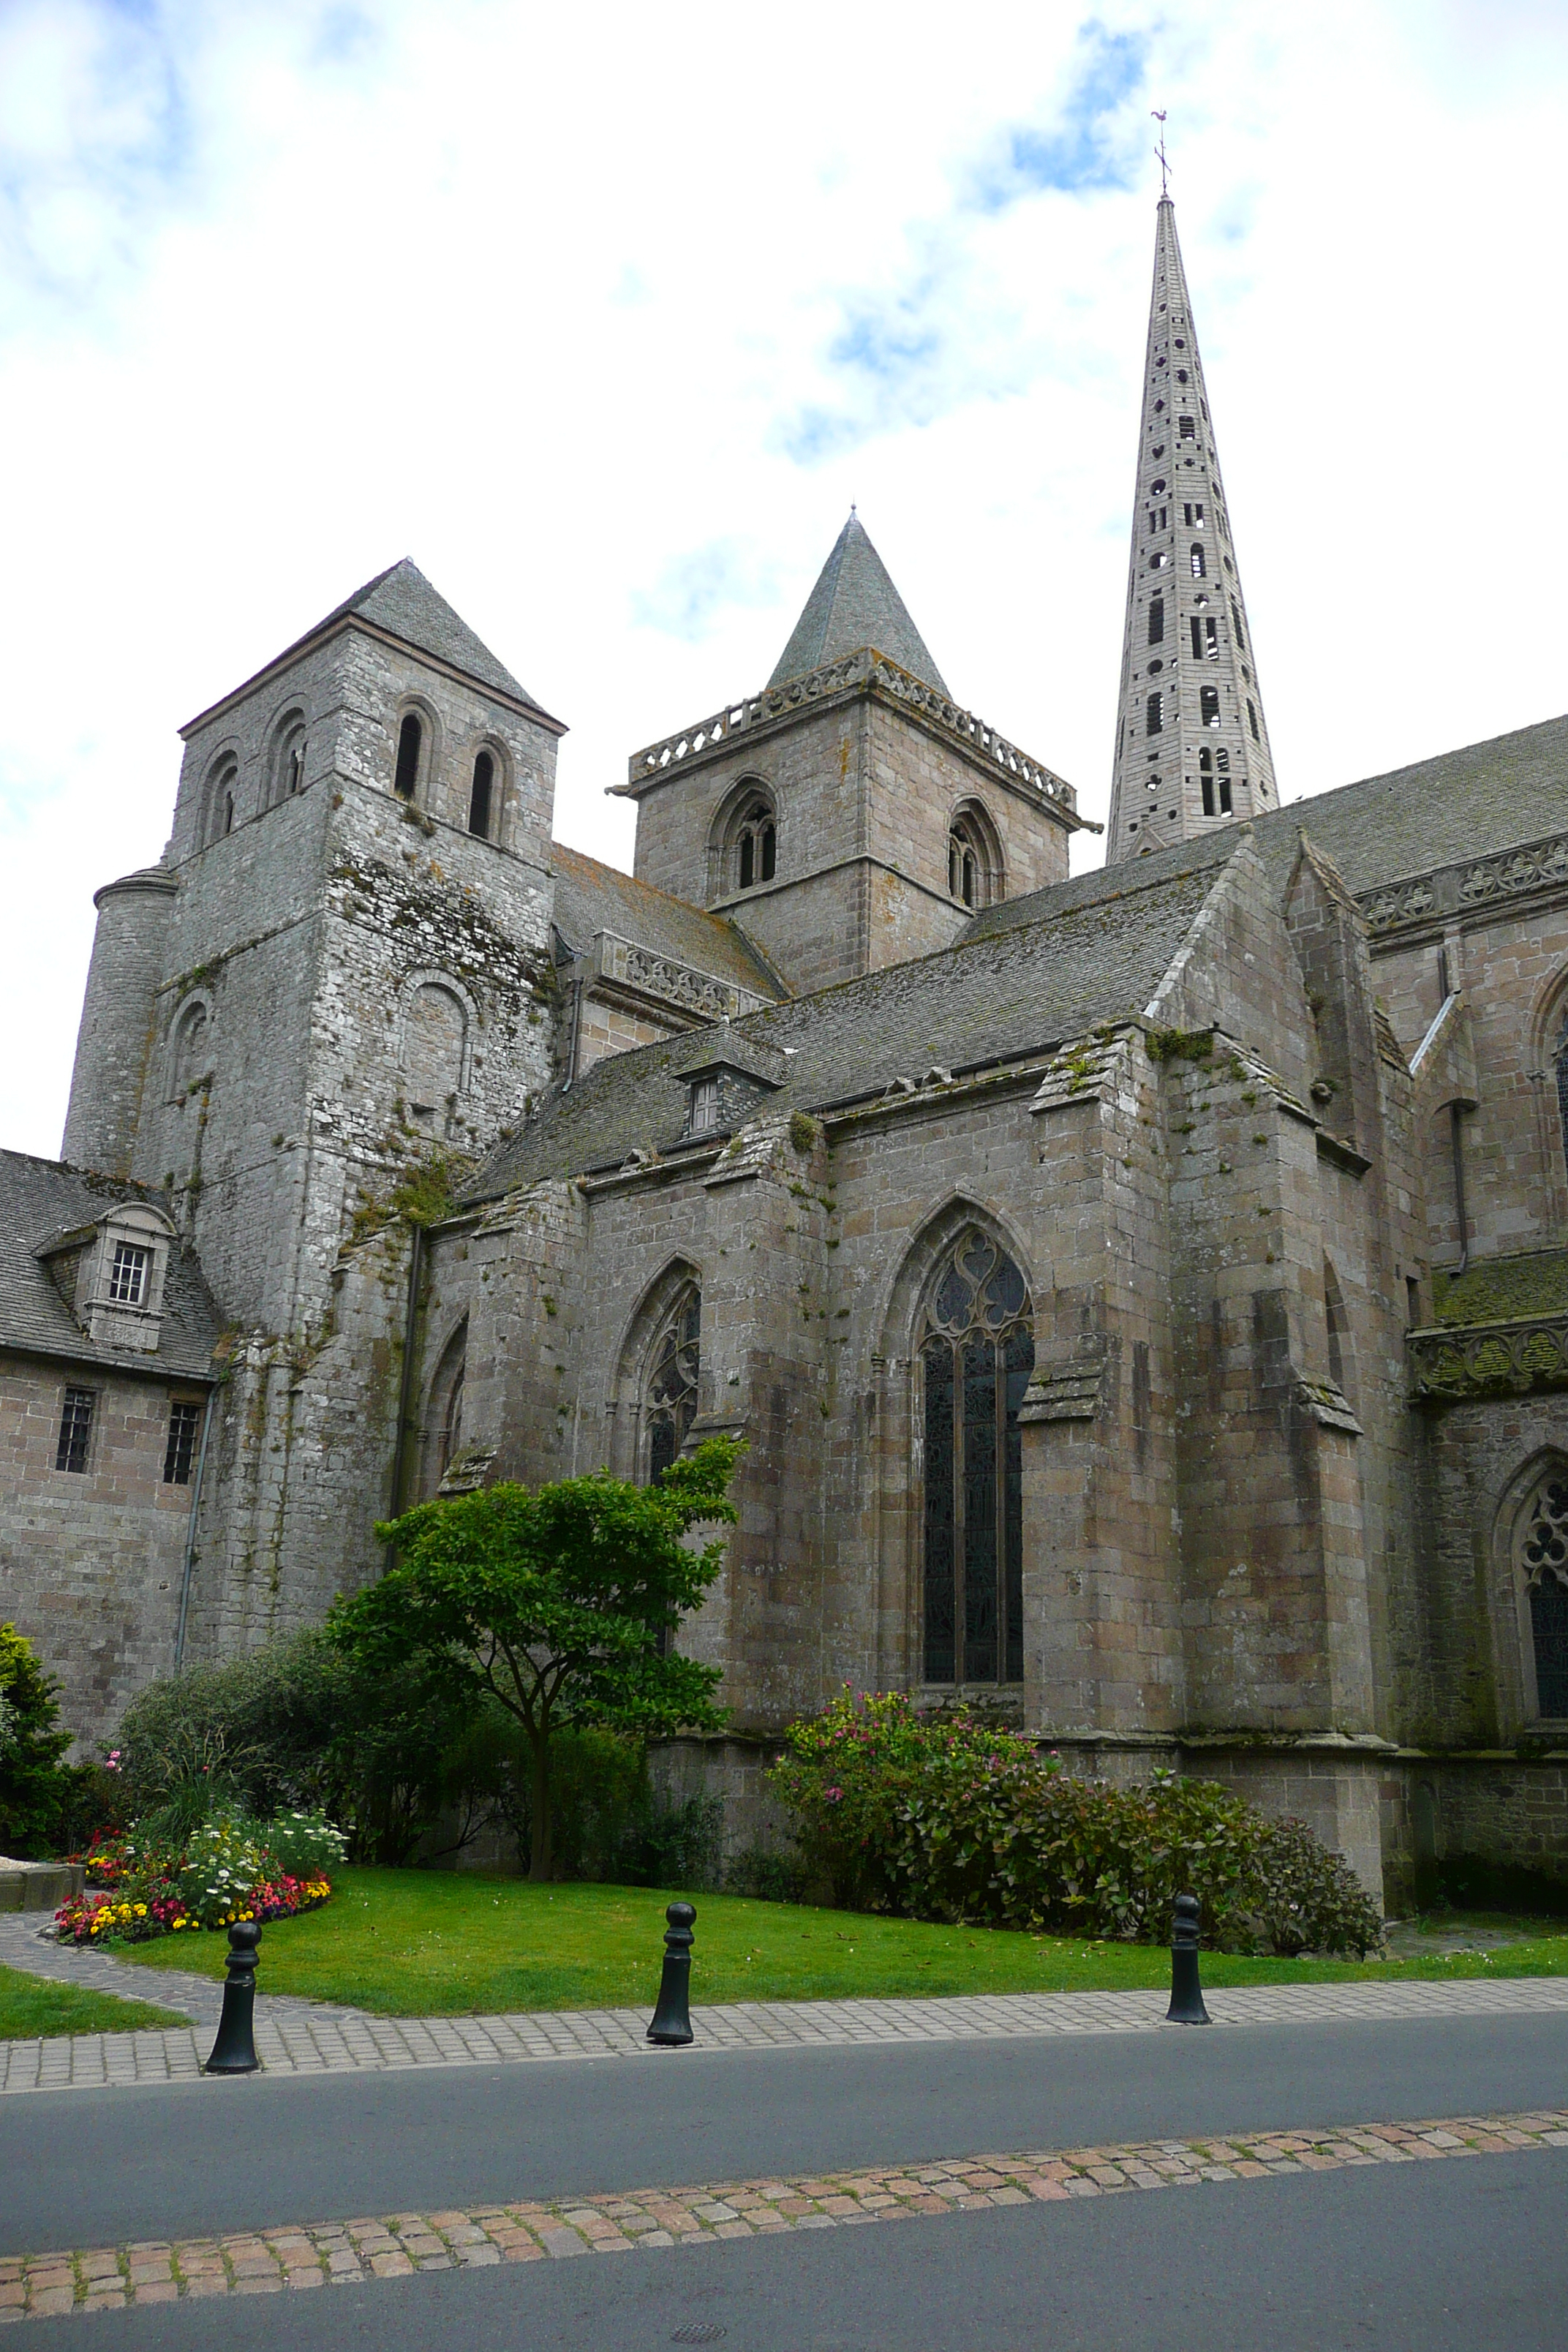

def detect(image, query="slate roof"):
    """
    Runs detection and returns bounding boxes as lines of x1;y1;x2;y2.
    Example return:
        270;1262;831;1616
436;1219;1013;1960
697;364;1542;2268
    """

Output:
768;516;951;696
962;712;1568;949
279;559;543;711
467;856;1223;1197
551;843;786;1000
0;1154;226;1382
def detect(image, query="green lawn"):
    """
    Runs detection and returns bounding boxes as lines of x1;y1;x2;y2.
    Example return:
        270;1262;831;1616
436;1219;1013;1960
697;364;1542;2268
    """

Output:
109;1868;1568;2019
0;1961;189;2043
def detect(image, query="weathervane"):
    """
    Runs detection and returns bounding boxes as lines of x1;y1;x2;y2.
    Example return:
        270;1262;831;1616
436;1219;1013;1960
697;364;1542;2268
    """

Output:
1152;110;1171;197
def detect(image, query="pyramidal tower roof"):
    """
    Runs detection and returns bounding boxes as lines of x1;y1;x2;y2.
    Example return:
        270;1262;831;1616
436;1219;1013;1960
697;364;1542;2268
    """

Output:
312;559;536;704
769;514;950;695
1104;198;1278;865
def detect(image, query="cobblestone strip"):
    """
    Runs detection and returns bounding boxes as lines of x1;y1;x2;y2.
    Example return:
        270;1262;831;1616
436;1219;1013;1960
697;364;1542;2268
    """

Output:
2;2110;1565;2321
6;1972;1568;2094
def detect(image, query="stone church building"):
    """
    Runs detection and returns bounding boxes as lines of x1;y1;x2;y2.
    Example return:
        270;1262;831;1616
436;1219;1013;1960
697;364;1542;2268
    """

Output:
4;197;1567;1910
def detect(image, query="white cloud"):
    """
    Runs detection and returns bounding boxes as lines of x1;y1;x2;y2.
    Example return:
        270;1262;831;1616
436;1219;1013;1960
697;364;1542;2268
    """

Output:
1;0;1564;1155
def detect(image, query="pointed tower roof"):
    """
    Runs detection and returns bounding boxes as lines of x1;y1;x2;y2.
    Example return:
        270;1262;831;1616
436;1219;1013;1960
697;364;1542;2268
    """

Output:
302;559;535;704
1104;198;1279;865
769;515;950;695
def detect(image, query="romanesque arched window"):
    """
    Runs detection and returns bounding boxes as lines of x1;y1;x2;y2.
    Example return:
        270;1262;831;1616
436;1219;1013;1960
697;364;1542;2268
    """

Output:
394;712;423;800
168;1000;209;1101
469;750;495;839
647;1285;700;1483
201;757;237;847
1518;1471;1568;1718
920;1228;1033;1686
268;711;306;809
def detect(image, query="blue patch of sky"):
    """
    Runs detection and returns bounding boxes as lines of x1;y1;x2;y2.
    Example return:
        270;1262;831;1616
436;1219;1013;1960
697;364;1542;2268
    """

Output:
630;539;781;643
777;18;1149;467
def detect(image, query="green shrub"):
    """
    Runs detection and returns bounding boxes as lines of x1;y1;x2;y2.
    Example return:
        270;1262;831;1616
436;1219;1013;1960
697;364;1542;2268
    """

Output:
115;1632;473;1864
771;1692;1384;1958
0;1627;74;1857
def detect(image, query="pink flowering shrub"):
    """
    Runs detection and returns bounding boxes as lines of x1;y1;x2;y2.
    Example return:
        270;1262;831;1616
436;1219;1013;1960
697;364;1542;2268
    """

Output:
771;1691;1383;1958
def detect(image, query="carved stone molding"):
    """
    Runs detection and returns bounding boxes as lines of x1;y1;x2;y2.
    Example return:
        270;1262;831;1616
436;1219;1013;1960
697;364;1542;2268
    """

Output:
594;931;768;1024
1409;1313;1568;1402
1360;829;1568;938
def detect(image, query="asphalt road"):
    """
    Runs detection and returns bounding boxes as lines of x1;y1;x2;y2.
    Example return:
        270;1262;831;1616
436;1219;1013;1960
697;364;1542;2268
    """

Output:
7;2011;1567;2254
48;2144;1568;2352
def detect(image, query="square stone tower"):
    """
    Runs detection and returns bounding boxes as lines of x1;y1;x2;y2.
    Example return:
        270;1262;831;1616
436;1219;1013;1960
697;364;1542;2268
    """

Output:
614;517;1090;994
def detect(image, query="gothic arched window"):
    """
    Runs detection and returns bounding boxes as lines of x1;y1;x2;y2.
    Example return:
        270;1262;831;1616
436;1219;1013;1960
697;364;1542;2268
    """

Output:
735;796;776;892
1519;1472;1568;1718
647;1286;701;1483
920;1229;1033;1686
1553;1000;1568;1189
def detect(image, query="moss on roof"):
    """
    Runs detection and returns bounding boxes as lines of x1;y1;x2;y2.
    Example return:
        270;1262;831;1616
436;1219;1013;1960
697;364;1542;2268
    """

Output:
1433;1251;1568;1328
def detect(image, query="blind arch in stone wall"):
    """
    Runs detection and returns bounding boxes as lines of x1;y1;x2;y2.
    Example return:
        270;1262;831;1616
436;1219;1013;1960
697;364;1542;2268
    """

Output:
398;970;475;1129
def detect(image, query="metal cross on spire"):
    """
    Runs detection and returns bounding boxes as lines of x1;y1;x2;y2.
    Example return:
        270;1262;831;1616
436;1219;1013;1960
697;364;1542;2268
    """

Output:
1152;110;1171;197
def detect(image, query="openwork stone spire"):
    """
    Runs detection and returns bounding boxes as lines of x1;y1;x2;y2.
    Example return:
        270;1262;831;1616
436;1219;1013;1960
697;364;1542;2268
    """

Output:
1105;199;1278;864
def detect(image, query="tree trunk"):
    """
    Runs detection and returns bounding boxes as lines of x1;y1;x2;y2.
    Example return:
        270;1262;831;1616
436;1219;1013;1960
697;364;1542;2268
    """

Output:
528;1728;552;1881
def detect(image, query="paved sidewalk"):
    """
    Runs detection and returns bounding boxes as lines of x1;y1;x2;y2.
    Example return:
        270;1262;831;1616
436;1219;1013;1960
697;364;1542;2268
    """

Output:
4;2105;1566;2322
4;1899;1568;2094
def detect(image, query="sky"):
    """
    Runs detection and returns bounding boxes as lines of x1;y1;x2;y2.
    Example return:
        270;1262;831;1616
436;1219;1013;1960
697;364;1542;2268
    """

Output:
1;0;1564;1158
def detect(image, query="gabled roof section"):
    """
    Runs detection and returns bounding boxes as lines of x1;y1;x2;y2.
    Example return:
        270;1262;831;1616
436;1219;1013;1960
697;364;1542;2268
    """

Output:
182;560;562;735
0;1153;226;1381
551;843;786;1002
769;516;950;695
467;853;1226;1198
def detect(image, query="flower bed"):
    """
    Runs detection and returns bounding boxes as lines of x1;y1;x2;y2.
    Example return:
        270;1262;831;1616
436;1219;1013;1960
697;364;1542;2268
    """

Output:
53;1809;344;1948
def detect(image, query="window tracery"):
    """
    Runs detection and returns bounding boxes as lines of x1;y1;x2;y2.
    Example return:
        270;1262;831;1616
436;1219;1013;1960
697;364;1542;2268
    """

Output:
947;808;1002;910
647;1285;700;1483
920;1229;1033;1685
1518;1472;1568;1717
734;796;776;892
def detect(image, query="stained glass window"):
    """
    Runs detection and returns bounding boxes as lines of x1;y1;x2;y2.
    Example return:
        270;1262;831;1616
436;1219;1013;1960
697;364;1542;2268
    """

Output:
647;1286;701;1485
1520;1474;1568;1719
921;1229;1033;1685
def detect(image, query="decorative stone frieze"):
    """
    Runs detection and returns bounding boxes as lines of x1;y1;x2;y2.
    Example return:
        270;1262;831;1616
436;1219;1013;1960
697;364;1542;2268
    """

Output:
624;647;1078;816
594;931;769;1025
1360;828;1568;937
1409;1313;1568;1402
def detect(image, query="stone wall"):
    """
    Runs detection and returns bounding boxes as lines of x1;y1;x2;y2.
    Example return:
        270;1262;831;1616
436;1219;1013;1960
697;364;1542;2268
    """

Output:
0;1353;202;1744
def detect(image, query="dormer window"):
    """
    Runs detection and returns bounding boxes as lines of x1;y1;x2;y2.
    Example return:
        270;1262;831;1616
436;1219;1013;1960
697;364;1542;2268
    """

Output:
690;1077;720;1134
108;1242;151;1305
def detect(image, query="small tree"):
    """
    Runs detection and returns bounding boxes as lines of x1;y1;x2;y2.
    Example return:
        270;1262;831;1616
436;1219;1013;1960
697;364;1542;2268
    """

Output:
331;1439;739;1879
0;1625;74;1858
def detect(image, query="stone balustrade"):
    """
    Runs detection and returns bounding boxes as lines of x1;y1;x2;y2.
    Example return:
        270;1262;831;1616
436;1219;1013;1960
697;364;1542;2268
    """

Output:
1409;1311;1568;1402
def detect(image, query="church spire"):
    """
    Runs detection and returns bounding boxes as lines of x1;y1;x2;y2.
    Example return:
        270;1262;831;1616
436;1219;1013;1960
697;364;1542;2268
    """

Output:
1104;196;1279;864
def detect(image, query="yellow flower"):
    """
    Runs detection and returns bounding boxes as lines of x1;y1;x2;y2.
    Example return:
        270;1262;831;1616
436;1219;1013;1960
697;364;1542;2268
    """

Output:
133;1904;146;1916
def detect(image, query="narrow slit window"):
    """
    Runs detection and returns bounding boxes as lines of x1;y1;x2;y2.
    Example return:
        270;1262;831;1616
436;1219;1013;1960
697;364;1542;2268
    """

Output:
1200;684;1221;728
1146;691;1164;736
1199;746;1215;816
1248;699;1261;742
393;713;423;799
468;750;494;838
1230;598;1245;649
1179;415;1196;439
1147;596;1165;646
1216;747;1232;813
164;1398;203;1485
760;821;776;882
1190;543;1207;579
56;1387;94;1474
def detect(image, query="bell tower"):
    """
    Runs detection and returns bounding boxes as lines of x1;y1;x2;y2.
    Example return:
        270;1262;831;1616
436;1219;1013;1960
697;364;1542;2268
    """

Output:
1105;197;1279;864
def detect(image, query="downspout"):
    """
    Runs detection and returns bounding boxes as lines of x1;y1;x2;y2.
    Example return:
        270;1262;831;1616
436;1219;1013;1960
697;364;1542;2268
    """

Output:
385;1221;424;1564
173;1390;216;1670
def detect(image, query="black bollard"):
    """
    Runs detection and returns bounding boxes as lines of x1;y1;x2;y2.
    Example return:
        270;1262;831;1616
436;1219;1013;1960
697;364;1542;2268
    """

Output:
646;1901;697;2046
204;1920;263;2073
1165;1891;1211;2024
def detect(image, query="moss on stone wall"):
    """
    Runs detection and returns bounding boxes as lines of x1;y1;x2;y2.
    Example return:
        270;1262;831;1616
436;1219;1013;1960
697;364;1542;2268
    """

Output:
1433;1249;1568;1327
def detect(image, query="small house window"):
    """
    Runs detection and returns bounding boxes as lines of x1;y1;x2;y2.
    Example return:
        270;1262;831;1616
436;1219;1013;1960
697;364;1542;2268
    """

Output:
690;1077;720;1134
393;713;423;800
469;750;494;839
1146;691;1164;736
56;1387;94;1474
1147;596;1165;646
1190;543;1207;579
108;1241;151;1306
164;1398;203;1485
1200;684;1221;728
